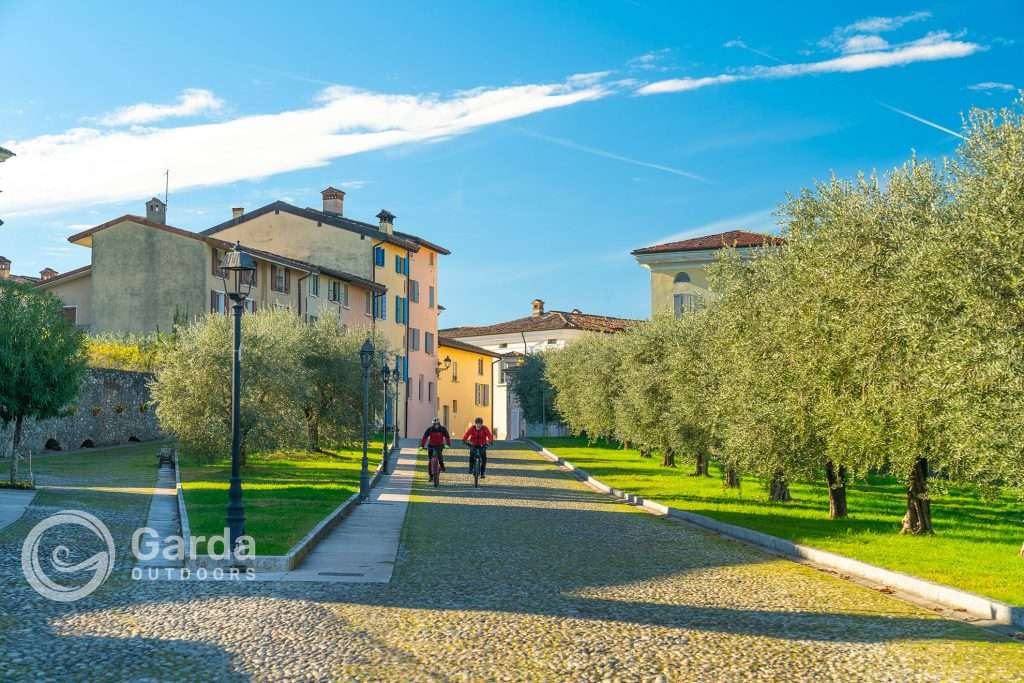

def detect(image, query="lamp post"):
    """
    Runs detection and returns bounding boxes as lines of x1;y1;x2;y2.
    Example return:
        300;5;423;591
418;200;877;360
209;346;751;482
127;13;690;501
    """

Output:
359;338;374;500
381;358;393;471
392;360;403;443
219;242;255;551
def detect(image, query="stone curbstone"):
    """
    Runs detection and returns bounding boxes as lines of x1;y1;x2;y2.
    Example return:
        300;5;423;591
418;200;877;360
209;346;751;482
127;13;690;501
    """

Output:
526;439;1023;628
173;450;190;547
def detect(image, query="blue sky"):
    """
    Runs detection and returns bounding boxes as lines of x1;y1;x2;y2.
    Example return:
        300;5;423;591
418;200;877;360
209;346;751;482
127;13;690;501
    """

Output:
0;1;1020;325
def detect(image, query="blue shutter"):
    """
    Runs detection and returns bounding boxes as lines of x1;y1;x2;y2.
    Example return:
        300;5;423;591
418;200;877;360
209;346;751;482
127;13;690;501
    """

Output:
375;247;385;267
403;355;409;381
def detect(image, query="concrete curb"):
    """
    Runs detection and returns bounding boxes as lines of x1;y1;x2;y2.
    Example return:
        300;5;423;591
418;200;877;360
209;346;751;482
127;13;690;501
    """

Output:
173;451;190;546
186;451;393;573
527;439;1024;628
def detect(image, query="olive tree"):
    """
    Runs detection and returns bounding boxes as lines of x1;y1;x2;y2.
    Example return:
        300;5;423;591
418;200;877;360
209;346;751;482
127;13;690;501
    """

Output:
546;333;622;443
0;282;86;485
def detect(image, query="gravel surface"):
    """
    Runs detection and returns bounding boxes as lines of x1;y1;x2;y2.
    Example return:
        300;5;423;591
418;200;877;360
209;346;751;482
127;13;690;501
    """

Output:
1;441;1021;682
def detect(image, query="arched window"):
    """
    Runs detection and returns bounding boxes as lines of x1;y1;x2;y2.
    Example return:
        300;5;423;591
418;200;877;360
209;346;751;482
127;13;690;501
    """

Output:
673;272;691;284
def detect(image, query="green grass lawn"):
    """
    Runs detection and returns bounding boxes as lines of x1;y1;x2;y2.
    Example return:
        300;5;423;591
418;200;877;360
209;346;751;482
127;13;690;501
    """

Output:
537;436;1024;606
179;442;381;556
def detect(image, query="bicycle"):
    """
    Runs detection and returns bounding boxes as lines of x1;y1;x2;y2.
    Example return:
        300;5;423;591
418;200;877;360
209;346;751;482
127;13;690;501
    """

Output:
467;443;487;488
427;446;444;487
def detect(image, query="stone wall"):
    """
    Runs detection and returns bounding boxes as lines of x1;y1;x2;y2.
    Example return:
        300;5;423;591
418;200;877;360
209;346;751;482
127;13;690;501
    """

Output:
2;368;163;456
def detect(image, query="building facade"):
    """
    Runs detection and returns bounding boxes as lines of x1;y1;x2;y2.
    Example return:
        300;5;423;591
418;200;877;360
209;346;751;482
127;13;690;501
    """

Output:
440;299;636;439
436;337;499;435
199;189;449;437
631;230;785;318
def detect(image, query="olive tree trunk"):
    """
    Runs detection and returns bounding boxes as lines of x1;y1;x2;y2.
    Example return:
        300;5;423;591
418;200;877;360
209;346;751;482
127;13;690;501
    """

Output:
825;461;848;519
692;452;710;477
305;408;321;453
768;468;791;502
661;448;676;468
639;446;652;459
724;466;740;489
900;457;933;535
8;415;24;486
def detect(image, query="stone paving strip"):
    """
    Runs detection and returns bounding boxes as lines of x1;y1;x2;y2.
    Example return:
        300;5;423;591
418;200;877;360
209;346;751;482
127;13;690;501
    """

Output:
0;489;36;532
135;462;182;570
1;441;1022;682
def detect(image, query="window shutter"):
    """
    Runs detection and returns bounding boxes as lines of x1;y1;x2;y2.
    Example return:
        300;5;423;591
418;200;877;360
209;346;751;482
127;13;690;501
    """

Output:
284;270;290;294
211;290;217;313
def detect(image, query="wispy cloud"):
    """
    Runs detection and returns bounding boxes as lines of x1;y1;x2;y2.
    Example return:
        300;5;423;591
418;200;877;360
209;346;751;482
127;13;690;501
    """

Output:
723;39;783;63
845;12;932;35
818;12;933;52
1;76;614;217
877;102;964;139
627;49;673;72
638;38;983;95
97;89;225;126
517;128;709;182
968;81;1015;92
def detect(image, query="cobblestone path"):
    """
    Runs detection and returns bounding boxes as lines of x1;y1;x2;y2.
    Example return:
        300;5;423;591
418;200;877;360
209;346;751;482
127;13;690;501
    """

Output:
1;442;1022;682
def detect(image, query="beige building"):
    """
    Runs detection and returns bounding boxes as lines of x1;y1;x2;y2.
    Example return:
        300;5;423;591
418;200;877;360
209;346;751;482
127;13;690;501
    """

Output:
631;230;784;318
440;299;636;439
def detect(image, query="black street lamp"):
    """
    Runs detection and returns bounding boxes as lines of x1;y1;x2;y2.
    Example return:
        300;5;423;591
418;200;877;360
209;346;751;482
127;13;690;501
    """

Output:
391;361;403;445
359;338;374;500
219;242;255;551
435;355;452;377
381;358;393;470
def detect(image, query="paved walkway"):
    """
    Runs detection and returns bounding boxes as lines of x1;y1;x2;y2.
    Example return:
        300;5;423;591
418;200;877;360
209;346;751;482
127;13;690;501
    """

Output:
275;440;417;583
136;462;182;569
1;441;1022;682
0;489;35;532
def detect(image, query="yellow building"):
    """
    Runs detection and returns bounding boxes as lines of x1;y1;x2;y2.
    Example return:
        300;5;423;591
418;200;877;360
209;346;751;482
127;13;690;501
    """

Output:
631;230;784;317
436;337;500;436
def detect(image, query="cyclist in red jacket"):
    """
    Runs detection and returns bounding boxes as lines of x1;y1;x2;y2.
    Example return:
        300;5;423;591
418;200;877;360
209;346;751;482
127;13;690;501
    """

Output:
420;418;451;471
463;418;494;478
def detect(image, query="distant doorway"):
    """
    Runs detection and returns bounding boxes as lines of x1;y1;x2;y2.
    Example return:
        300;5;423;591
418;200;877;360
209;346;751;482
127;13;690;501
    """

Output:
442;405;450;428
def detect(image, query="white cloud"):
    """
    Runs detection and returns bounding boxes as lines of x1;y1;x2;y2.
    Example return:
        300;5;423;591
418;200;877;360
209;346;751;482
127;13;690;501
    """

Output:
568;71;614;86
968;81;1015;91
638;39;983;95
819;12;933;52
627;49;672;71
97;88;225;126
846;11;932;34
840;35;890;54
0;76;613;217
723;39;781;62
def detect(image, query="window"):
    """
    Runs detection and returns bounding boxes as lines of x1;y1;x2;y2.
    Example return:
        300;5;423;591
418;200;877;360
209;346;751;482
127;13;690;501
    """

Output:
478;358;484;375
374;246;385;267
425;332;435;355
309;275;320;297
271;265;289;293
409;280;419;303
673;272;691;284
418;375;424;401
409;328;420;351
394;296;409;324
547;339;558;345
373;293;387;320
62;306;77;324
394;254;409;274
365;291;373;315
475;383;490;407
498;343;507;349
428;381;434;402
451;397;457;413
211;248;226;277
403;355;409;381
483;384;490;407
673;293;703;318
328;280;340;303
210;290;226;314
451;359;458;382
428;286;435;308
244;300;257;314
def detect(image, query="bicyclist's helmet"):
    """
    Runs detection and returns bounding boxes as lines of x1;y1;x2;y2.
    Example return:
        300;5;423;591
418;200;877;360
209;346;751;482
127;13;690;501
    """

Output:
432;417;441;425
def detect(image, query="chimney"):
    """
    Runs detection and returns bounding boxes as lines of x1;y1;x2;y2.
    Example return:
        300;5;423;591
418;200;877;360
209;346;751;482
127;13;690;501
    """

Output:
232;207;244;219
531;299;545;317
321;187;345;216
40;268;59;281
146;197;167;225
376;209;395;235
0;256;10;280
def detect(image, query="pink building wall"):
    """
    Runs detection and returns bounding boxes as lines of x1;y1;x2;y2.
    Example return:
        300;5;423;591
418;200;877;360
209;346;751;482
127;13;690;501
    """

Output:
406;248;440;436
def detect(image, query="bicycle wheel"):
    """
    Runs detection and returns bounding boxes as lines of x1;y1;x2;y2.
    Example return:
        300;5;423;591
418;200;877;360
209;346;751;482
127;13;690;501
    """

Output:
472;451;480;488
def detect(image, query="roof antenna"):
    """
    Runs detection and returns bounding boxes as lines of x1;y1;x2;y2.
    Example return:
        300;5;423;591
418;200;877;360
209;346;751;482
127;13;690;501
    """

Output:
164;169;170;205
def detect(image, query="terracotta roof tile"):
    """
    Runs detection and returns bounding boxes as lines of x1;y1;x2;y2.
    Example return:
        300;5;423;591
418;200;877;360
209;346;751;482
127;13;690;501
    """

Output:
441;310;638;338
632;229;784;255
